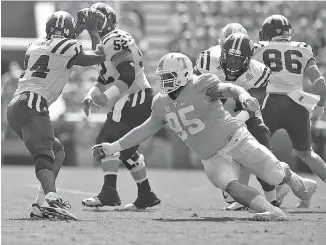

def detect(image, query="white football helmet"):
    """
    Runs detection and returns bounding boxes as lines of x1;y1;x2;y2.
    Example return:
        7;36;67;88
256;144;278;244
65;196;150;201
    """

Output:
219;23;248;47
156;53;193;94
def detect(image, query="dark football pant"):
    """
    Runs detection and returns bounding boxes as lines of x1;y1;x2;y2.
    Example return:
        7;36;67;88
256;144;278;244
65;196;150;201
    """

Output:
96;88;153;161
6;92;63;162
262;93;311;151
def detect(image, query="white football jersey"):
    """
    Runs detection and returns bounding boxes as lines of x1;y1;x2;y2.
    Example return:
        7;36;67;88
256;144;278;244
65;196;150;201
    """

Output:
98;29;150;94
195;45;271;116
14;37;82;106
253;41;315;94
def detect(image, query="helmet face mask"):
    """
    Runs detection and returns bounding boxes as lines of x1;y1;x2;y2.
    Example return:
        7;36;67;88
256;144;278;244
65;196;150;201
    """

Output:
156;53;193;94
46;11;77;39
220;33;253;78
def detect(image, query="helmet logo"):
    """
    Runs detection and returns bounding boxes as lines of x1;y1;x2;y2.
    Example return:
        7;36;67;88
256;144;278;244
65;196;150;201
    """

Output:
276;29;282;34
64;29;70;36
177;57;187;69
228;48;241;55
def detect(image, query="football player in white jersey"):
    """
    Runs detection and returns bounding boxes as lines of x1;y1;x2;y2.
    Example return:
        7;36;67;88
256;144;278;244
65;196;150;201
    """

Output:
195;26;290;210
253;15;326;208
92;52;318;221
76;2;160;211
6;11;106;220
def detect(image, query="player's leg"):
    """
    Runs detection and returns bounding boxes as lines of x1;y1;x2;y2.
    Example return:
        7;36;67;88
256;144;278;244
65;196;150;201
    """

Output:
82;115;122;207
202;155;288;221
261;94;291;206
232;133;318;207
284;99;325;207
7;98;75;220
119;89;160;210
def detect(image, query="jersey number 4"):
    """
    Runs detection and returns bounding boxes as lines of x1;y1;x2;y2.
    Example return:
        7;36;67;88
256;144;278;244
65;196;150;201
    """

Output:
263;49;302;74
24;54;50;78
165;105;205;141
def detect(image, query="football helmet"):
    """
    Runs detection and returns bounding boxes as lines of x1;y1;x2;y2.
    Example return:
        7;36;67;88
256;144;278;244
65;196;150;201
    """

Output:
259;15;293;42
46;11;77;39
90;2;117;37
220;33;254;77
156;53;193;94
219;23;248;47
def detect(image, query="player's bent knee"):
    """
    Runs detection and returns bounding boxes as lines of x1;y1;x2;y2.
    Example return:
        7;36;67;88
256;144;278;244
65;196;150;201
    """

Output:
35;154;55;174
122;152;145;171
261;160;286;186
278;161;291;184
53;137;64;154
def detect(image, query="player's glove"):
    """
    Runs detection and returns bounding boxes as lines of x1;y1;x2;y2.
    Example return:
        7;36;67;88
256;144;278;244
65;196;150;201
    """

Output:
83;94;100;117
310;104;325;120
77;8;99;32
239;93;260;112
92;143;113;159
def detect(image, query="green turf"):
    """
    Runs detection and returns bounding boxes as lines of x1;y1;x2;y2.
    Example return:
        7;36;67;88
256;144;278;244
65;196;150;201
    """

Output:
2;166;326;245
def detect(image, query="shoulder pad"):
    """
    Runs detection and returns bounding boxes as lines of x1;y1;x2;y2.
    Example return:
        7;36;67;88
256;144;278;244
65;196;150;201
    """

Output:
50;39;82;57
250;60;271;88
291;41;314;58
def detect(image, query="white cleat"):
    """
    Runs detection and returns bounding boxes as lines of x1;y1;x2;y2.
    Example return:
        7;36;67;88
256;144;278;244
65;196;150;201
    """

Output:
82;197;104;207
276;184;291;207
296;179;318;208
30;204;50;219
223;202;247;211
253;207;289;221
42;192;77;220
291;178;317;201
120;203;142;211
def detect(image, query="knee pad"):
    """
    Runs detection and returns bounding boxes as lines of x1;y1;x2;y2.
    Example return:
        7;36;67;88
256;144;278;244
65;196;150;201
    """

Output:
53;137;64;154
261;159;286;186
122;152;145;172
119;145;139;161
256;177;276;191
35;154;55;174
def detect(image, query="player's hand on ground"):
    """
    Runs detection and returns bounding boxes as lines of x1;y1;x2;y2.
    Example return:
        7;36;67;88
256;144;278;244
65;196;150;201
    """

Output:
240;95;260;112
83;94;100;117
310;105;325;120
92;143;113;159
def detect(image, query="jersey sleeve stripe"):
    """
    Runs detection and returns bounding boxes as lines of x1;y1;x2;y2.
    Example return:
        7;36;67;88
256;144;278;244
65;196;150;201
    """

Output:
60;40;78;54
200;52;205;69
254;67;268;86
51;38;69;53
206;50;211;70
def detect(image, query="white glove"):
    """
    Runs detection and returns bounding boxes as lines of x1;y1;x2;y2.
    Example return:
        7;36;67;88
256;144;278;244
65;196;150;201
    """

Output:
92;143;113;159
310;105;325;120
239;93;260;112
92;141;122;159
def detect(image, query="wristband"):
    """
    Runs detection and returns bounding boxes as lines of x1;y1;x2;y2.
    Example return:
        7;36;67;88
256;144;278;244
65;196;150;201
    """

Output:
235;111;250;122
104;85;120;99
239;93;251;103
87;86;101;97
111;141;123;153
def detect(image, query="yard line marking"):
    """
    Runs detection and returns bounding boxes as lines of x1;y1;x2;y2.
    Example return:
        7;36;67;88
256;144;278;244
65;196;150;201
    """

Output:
26;184;97;196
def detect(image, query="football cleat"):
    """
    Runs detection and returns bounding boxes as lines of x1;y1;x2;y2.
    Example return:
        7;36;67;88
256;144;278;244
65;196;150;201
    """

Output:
82;187;121;207
30;203;50;219
275;184;291;207
223;202;247;211
253;207;289;221
291;178;317;201
296;179;318;208
42;192;77;220
121;191;161;211
222;190;235;204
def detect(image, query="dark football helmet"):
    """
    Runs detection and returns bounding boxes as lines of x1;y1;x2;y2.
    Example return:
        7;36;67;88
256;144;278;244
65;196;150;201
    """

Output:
259;14;293;42
46;11;77;39
90;2;118;37
219;23;248;47
220;33;254;77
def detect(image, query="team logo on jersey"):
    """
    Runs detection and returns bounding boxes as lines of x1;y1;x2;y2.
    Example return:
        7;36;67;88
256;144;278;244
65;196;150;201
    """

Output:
246;73;254;81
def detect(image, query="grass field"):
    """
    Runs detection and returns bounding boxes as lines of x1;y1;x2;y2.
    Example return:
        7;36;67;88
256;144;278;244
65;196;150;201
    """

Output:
1;166;326;245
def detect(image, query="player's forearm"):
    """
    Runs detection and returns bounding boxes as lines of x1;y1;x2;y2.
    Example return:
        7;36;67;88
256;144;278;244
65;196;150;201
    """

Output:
88;30;102;50
305;61;326;106
116;119;163;150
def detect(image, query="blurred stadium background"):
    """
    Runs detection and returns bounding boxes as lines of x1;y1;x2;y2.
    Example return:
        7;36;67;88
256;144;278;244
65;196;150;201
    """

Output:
2;0;326;170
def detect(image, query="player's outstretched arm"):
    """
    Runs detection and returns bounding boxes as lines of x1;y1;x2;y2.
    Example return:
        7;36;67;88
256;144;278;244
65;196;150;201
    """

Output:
204;78;260;112
305;59;326;120
68;46;106;68
92;113;165;158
